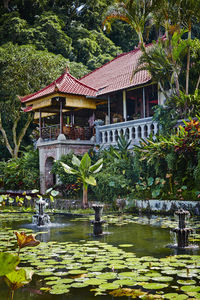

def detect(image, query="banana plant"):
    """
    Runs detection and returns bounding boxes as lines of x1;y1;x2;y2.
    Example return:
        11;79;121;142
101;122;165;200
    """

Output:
61;153;103;208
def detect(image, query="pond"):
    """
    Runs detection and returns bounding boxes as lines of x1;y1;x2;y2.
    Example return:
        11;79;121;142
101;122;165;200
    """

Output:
0;212;200;299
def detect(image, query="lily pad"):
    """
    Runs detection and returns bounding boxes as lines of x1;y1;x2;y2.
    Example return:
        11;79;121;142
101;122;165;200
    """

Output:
142;283;168;289
164;293;188;299
99;282;120;290
180;285;200;292
177;279;196;285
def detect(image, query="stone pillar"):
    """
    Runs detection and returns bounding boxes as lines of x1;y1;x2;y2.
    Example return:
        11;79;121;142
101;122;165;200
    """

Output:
123;90;127;121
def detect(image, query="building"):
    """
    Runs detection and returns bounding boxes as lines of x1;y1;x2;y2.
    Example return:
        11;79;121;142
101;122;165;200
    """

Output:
20;45;162;193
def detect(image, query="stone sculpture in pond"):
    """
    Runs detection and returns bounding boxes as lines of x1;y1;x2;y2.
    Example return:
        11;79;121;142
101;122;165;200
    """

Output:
32;198;50;226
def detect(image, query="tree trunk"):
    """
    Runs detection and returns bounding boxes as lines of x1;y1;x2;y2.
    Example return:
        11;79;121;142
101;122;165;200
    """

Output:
186;24;191;95
82;186;88;208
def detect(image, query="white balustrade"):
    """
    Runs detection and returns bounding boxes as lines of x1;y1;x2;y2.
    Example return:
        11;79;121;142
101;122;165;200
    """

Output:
95;117;158;147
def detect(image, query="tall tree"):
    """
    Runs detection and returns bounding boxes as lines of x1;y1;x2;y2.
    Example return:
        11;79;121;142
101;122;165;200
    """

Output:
179;0;200;94
103;0;154;46
0;43;88;158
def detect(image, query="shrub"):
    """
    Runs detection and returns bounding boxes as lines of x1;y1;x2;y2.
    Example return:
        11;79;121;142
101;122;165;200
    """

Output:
0;147;39;190
92;172;129;202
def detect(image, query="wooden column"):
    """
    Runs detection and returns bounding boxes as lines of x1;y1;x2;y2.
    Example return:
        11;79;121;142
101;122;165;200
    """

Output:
39;109;42;138
142;87;146;118
123;90;127;121
108;95;111;124
60;99;63;134
146;90;150;117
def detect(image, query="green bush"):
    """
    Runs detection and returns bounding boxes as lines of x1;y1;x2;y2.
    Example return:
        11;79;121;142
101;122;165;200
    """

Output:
0;147;39;190
133;118;200;200
92;171;129;202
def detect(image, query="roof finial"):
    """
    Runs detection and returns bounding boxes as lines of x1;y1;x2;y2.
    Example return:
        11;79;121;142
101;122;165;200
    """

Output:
65;64;70;73
54;81;59;92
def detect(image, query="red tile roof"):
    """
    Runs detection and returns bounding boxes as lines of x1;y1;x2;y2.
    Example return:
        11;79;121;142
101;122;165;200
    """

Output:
20;45;152;103
20;71;98;103
80;46;152;96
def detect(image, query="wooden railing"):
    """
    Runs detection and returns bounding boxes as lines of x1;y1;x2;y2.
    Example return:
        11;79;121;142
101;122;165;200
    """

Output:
41;125;93;141
41;125;60;140
95;117;159;147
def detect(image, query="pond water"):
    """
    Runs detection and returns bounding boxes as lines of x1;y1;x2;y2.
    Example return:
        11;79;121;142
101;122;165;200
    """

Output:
0;212;200;300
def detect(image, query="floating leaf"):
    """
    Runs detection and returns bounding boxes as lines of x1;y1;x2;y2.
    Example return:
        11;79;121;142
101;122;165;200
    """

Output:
164;293;188;299
177;279;196;285
142;283;168;289
180;285;200;292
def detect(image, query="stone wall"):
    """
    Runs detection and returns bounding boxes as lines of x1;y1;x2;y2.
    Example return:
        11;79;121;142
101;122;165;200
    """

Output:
134;199;200;215
37;136;94;194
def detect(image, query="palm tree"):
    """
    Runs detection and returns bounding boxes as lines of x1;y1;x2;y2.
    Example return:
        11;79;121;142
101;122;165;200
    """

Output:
151;0;200;94
179;0;200;94
134;30;188;97
103;0;154;46
61;153;103;208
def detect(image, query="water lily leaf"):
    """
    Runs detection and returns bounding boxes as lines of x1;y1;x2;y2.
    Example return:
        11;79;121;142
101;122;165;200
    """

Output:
97;272;117;280
180;285;200;292
84;278;106;285
152;276;173;282
177;279;196;285
68;270;87;275
99;282;120;290
113;279;137;286
134;276;150;282
118;272;138;278
164;293;188;299
142;283;168;289
50;287;70;295
0;252;20;276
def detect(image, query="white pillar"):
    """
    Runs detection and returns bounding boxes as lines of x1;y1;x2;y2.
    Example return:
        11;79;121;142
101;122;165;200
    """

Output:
123;90;127;121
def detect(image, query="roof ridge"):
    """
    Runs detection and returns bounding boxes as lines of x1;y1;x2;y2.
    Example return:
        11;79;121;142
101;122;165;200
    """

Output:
64;72;98;92
80;43;153;82
80;47;141;81
21;72;65;102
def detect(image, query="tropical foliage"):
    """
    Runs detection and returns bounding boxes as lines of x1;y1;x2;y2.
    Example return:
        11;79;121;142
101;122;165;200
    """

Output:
133;118;200;200
61;153;103;208
0;147;39;190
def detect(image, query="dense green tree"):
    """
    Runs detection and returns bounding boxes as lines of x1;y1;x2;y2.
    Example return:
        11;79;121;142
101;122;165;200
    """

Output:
0;12;73;58
69;24;122;67
0;43;88;158
106;20;139;52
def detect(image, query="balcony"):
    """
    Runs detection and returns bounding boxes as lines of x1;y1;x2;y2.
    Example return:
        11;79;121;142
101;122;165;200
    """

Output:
41;124;93;141
95;117;158;147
